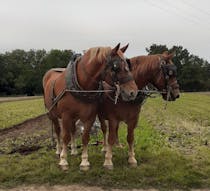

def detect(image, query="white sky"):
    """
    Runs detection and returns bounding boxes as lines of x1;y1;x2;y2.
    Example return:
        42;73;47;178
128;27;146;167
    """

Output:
0;0;210;61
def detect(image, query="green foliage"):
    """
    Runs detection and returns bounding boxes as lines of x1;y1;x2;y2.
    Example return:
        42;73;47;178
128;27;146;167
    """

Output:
0;98;45;129
141;93;210;154
0;49;73;95
1;45;210;94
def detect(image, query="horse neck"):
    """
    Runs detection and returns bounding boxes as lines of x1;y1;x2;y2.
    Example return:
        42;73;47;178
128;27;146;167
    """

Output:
131;56;160;89
76;57;104;90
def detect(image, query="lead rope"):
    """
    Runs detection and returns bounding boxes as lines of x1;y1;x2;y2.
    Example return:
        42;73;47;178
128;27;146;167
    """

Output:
114;83;121;104
164;86;171;110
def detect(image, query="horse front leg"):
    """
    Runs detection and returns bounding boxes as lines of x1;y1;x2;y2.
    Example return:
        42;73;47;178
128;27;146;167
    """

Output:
127;120;138;167
103;119;119;170
59;113;71;170
80;119;94;171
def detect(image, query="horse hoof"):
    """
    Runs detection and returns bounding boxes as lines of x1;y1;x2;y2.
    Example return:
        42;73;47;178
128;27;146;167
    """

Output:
103;165;113;170
71;150;78;156
129;162;138;168
115;143;124;148
60;165;69;171
80;165;90;171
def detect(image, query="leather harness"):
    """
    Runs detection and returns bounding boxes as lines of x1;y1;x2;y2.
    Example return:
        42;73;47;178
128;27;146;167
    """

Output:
65;58;103;103
48;55;134;111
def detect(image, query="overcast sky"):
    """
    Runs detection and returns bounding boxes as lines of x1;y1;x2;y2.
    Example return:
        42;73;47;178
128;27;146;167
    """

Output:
0;0;210;61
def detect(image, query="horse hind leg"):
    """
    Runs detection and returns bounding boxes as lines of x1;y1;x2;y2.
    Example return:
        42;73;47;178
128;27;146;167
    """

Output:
115;126;124;148
80;119;95;171
70;121;78;156
59;113;71;170
127;121;138;167
51;118;62;155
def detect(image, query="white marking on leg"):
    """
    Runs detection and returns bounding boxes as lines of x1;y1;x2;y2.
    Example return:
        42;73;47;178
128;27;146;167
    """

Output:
101;131;108;152
56;140;61;155
80;145;90;169
103;144;113;168
128;144;137;166
59;144;68;167
70;133;78;155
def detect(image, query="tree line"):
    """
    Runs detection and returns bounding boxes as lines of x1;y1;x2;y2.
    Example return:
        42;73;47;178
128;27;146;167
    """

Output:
0;44;209;95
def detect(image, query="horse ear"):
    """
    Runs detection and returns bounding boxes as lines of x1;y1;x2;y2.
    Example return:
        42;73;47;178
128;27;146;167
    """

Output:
96;48;100;56
111;43;121;55
120;43;129;53
162;51;174;60
162;51;169;56
167;52;174;60
126;58;132;70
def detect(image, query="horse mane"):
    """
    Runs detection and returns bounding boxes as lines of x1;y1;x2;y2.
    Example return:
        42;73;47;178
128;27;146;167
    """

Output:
130;54;161;78
86;47;112;64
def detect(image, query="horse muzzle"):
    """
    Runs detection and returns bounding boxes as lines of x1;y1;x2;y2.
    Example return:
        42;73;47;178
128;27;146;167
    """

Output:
162;89;180;101
121;89;138;101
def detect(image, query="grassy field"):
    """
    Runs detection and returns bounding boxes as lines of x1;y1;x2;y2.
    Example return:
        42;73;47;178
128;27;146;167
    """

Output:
0;98;45;129
0;94;210;190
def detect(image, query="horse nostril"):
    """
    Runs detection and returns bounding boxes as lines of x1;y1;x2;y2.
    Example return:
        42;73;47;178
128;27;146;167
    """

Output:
176;94;180;99
130;91;135;97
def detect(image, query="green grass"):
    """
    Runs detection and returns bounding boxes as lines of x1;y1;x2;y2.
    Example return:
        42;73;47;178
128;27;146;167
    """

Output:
0;93;210;190
141;93;210;154
0;98;45;129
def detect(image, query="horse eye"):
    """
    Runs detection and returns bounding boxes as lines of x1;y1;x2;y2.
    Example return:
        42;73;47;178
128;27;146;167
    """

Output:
161;60;166;65
112;62;120;72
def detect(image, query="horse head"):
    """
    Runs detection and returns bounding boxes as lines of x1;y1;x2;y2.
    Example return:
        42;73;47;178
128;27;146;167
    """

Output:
152;51;180;101
102;43;138;101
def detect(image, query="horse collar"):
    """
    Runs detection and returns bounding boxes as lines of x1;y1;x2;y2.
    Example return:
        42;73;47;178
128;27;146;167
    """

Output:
65;59;103;103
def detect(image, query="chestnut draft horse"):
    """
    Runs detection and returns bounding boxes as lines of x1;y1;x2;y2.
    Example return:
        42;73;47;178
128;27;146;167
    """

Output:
98;49;180;169
42;44;138;171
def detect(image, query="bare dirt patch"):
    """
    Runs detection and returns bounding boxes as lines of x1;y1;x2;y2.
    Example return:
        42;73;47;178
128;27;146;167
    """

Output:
0;114;52;155
0;114;49;142
0;185;159;191
0;185;210;191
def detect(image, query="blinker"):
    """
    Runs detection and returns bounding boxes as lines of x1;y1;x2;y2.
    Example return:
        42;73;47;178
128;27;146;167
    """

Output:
161;64;177;77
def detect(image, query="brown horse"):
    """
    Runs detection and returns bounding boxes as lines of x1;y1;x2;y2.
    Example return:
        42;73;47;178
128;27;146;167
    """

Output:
42;44;138;170
98;49;180;169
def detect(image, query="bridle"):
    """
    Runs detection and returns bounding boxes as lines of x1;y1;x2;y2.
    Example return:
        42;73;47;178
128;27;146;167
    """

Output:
159;57;178;101
101;55;134;104
101;55;134;85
